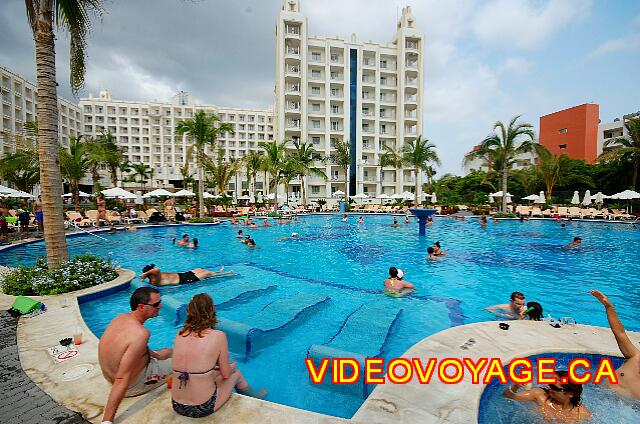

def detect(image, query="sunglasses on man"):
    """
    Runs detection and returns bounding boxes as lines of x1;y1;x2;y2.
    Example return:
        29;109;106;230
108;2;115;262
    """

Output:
143;300;162;308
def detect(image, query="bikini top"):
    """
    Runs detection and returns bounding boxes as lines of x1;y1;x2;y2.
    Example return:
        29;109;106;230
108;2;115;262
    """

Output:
173;365;217;388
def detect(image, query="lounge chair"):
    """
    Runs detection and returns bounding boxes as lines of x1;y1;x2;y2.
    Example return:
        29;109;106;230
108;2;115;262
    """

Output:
609;209;632;220
542;208;553;218
531;207;543;217
85;210;107;226
557;207;569;218
567;207;583;219
65;211;92;227
106;211;122;224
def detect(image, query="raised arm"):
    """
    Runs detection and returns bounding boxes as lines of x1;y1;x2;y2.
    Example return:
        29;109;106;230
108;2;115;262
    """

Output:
102;338;148;422
503;385;545;404
590;290;639;359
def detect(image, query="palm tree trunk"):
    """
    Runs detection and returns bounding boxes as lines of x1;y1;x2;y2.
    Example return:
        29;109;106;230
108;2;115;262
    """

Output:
92;167;100;191
73;184;80;211
633;160;639;190
110;167;118;187
343;166;348;203
198;148;205;217
301;176;307;206
35;20;69;267
501;169;508;213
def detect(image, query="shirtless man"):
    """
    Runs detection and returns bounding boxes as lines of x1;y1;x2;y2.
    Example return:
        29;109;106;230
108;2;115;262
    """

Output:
484;291;526;320
174;234;190;246
140;264;233;286
590;290;640;399
99;287;173;423
391;217;400;228
34;195;44;232
564;237;582;248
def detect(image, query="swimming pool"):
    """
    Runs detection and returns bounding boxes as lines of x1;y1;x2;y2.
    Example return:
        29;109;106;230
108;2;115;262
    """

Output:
2;215;639;418
478;352;640;423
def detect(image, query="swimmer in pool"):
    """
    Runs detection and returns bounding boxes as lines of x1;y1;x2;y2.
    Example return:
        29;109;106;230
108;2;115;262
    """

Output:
140;265;233;286
383;267;414;294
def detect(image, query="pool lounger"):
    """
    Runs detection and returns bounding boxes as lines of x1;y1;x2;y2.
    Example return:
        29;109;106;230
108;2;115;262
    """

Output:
219;292;331;360
164;281;278;326
306;303;403;398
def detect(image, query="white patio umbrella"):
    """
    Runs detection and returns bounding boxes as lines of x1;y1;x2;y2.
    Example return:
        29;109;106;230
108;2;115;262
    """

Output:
352;193;369;199
582;190;592;206
172;189;196;197
391;193;405;199
592;192;605;206
256;192;263;203
522;194;540;201
332;190;345;197
534;191;545;204
265;193;276;200
431;192;437;203
0;184;14;196
611;189;640;212
489;191;513;203
571;191;580;205
376;193;390;199
63;191;92;198
143;188;174;198
203;192;215;199
0;185;33;198
402;191;415;200
102;187;136;199
237;195;251;200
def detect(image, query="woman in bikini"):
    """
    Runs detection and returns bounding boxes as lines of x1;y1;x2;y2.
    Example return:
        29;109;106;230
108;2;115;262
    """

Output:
383;266;415;294
171;294;266;418
503;370;591;422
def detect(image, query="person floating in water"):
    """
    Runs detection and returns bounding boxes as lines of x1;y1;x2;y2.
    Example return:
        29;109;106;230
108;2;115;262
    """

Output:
564;237;582;248
357;216;364;223
590;290;640;400
262;218;271;227
342;214;348;222
426;246;439;260
404;216;411;224
503;370;591;422
140;265;234;286
383;267;415;295
174;234;190;246
236;230;244;238
391;217;400;228
484;291;526;320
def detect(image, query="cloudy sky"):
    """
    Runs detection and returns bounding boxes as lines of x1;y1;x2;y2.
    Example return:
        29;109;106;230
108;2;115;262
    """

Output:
1;0;639;175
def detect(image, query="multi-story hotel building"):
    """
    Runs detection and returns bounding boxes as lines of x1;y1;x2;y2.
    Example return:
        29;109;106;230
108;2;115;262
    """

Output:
79;90;274;192
275;0;424;200
1;66;83;155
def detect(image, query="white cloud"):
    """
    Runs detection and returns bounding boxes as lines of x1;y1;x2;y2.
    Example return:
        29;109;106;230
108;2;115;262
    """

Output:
500;57;532;75
472;0;591;49
589;34;640;57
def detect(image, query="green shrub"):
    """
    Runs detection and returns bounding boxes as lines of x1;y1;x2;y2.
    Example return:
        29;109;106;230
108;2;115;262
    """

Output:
492;212;517;218
0;255;118;296
266;212;281;218
187;217;220;223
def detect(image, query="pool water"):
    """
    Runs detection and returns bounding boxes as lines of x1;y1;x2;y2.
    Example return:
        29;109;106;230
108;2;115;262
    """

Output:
479;353;640;423
2;215;639;418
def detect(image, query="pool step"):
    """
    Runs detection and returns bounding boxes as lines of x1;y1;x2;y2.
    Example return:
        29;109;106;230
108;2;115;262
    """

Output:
219;292;331;360
306;304;403;398
162;282;277;326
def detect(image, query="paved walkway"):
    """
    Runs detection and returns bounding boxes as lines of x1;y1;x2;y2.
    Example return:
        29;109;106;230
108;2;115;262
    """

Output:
0;310;88;424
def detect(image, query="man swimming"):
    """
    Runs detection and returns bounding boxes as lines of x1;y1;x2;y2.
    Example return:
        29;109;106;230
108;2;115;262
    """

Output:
384;267;415;294
484;291;527;320
174;234;190;246
342;214;348;222
564;237;582;248
140;265;233;286
357;216;364;223
590;290;640;399
391;217;400;228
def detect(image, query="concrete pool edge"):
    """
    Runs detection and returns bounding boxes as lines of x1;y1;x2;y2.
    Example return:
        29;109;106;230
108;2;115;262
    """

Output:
353;320;640;424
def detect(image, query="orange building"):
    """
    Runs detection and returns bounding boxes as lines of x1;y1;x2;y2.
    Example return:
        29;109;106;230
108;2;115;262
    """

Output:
539;104;600;163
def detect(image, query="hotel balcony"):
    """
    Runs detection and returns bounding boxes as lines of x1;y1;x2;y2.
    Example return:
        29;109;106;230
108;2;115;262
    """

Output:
406;60;418;69
286;47;300;57
405;94;417;103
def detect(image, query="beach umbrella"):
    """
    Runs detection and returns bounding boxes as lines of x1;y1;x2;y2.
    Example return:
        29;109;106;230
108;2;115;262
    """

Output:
571;191;580;205
352;193;369;199
402;191;415;200
431;192;437;203
593;192;605;206
63;191;92;198
535;191;545;204
611;189;640;213
0;185;33;198
522;194;539;201
0;184;14;196
376;193;390;199
143;188;174;198
237;195;251;200
332;190;345;197
172;189;196;197
203;192;215;199
582;190;592;206
265;193;276;200
391;193;405;199
102;187;136;199
256;192;263;203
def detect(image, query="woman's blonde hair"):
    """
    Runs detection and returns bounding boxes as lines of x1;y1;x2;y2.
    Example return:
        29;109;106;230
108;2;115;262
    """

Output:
178;293;217;337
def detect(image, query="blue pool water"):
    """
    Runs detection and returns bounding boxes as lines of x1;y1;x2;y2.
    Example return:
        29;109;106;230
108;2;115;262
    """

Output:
479;353;640;423
2;215;639;418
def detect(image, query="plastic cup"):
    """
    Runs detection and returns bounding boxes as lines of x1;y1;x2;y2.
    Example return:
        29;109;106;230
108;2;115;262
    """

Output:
73;327;83;345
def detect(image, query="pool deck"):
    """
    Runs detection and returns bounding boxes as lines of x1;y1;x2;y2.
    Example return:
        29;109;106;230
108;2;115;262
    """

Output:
3;268;638;423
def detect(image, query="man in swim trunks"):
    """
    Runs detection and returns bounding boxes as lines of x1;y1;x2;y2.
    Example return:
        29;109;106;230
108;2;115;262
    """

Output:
484;291;526;320
140;264;232;286
590;290;640;399
34;195;44;232
99;287;173;423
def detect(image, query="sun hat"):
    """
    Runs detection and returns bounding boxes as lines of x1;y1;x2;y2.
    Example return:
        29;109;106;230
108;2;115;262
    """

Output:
397;269;405;279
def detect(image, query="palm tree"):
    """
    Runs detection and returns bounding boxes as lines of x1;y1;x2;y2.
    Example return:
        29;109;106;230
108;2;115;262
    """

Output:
381;136;440;204
0;123;40;193
179;146;195;190
119;158;132;185
97;130;124;187
290;140;327;206
599;117;640;190
204;150;238;201
259;140;288;207
243;150;266;201
85;137;106;192
24;0;103;267
59;137;89;210
129;162;152;192
329;139;350;200
175;111;233;217
465;116;535;212
534;145;593;202
279;157;299;205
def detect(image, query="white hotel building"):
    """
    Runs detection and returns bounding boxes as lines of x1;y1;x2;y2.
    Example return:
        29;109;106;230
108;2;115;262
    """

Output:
2;1;426;201
275;0;424;199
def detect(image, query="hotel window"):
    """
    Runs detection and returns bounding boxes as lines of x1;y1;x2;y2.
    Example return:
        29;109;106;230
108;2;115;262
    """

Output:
311;186;320;194
331;121;339;131
311;70;321;79
331;105;340;114
311;52;321;61
312;103;321;112
559;128;568;134
559;144;567;149
312;136;320;145
312;120;321;129
311;86;321;96
330;88;339;97
330;53;339;62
